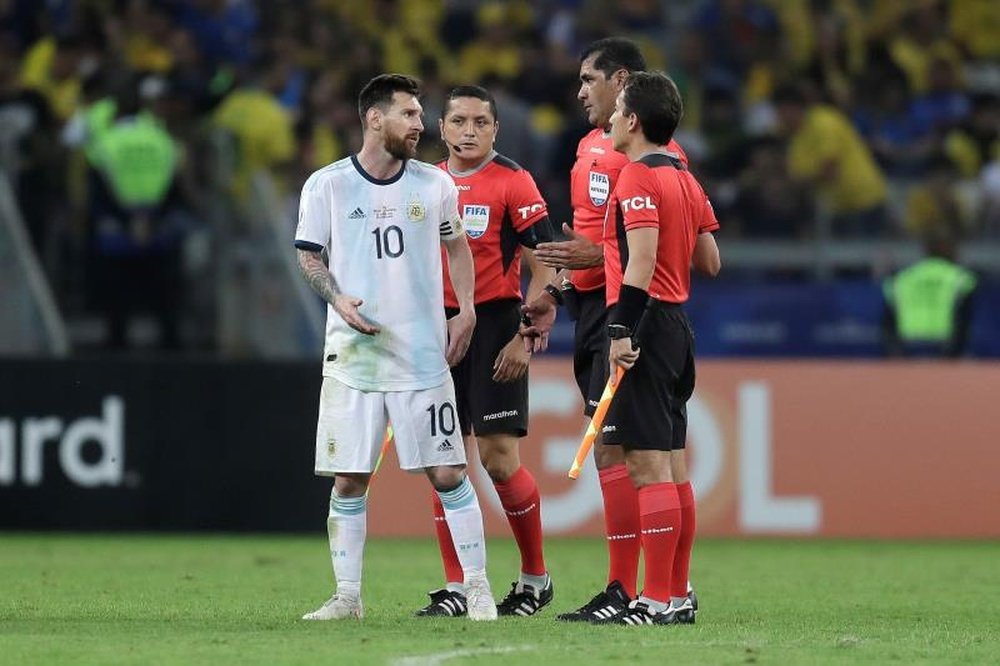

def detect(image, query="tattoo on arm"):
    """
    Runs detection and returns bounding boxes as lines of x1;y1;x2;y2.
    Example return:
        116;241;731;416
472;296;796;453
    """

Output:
297;249;340;305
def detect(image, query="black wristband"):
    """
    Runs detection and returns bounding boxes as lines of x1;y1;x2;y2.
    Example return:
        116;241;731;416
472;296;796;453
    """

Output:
610;284;649;331
543;283;564;306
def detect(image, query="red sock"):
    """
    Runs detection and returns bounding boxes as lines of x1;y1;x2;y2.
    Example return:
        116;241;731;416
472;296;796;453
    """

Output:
671;481;696;598
494;466;546;576
638;482;681;604
599;464;641;598
431;491;464;585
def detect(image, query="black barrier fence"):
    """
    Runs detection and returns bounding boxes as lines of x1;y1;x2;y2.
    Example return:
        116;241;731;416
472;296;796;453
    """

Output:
0;359;332;530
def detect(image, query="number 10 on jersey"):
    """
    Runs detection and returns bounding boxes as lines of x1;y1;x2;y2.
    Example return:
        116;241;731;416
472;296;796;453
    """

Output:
372;225;404;258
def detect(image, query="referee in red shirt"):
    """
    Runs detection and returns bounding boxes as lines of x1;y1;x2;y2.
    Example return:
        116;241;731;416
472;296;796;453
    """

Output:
417;85;557;618
524;37;717;623
603;71;720;625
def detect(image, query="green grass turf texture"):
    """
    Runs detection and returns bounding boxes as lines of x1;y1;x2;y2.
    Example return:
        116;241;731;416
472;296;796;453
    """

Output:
2;534;998;665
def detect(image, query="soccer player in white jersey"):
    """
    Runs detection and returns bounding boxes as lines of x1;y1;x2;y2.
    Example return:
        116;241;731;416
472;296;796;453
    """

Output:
295;73;497;622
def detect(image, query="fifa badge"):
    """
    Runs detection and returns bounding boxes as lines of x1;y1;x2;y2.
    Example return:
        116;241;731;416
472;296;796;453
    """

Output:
589;171;610;206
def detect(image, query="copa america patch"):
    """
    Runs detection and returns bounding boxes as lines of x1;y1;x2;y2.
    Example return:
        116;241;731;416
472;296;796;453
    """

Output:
589;171;610;206
462;204;490;239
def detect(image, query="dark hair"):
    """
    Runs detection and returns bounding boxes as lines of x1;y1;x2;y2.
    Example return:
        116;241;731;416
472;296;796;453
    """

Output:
580;37;646;78
442;85;498;122
357;73;422;125
622;71;683;145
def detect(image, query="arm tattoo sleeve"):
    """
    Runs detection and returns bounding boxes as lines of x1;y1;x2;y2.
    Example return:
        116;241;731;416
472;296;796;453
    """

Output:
297;249;340;305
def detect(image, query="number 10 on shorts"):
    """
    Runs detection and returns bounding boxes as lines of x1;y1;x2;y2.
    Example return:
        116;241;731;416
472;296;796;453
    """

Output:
427;402;457;437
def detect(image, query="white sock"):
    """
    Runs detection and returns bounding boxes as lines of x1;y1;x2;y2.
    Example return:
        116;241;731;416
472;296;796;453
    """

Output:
328;489;366;597
637;595;670;613
670;596;689;608
518;572;549;592
436;477;487;578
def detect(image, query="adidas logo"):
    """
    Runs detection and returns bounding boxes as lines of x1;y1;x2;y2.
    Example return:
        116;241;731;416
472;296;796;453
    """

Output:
436;439;454;452
348;207;366;220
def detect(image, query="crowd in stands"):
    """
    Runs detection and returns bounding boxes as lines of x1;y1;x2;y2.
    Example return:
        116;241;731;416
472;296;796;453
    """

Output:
1;0;998;350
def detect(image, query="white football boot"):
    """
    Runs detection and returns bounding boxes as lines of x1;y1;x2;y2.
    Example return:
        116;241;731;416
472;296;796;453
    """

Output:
302;593;364;620
464;574;498;621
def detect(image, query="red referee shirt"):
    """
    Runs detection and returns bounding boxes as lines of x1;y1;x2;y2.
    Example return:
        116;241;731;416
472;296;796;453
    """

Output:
604;153;719;306
439;154;548;308
569;129;688;293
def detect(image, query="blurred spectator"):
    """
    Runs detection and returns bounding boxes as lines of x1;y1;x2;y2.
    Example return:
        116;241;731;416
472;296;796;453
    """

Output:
19;32;95;122
481;75;542;175
730;135;814;238
944;92;1000;178
0;34;60;254
689;0;780;83
851;75;936;177
120;0;175;74
948;0;1000;60
213;52;295;201
882;233;977;357
774;83;888;236
699;85;749;181
888;2;963;95
903;156;974;240
174;0;258;68
909;55;971;134
85;78;187;350
795;1;867;109
458;3;525;84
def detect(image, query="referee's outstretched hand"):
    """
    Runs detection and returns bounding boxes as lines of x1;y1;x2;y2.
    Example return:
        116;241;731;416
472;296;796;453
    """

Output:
534;223;604;270
333;294;380;335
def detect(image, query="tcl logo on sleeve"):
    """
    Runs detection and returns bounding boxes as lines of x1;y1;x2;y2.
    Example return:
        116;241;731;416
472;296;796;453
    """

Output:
518;203;544;219
621;196;657;213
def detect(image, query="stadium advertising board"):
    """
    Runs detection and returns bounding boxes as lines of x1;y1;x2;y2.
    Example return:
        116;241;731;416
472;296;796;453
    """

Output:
368;359;1000;538
1;359;998;537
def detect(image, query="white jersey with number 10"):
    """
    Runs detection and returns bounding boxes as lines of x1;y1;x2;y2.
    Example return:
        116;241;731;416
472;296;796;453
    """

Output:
295;155;465;392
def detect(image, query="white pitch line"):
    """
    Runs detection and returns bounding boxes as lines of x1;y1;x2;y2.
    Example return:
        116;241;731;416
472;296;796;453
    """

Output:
390;645;532;666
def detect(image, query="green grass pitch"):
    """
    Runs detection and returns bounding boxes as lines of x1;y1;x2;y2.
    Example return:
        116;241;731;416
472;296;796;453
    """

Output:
2;534;998;665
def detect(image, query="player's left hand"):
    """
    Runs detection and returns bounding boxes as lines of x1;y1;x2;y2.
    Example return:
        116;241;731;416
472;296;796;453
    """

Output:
534;223;603;270
609;337;640;384
446;309;476;367
493;334;531;383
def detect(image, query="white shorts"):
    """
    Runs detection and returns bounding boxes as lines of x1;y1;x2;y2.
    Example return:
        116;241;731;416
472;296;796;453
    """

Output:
314;376;467;475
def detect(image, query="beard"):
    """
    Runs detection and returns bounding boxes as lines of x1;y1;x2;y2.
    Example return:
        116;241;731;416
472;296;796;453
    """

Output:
385;131;418;160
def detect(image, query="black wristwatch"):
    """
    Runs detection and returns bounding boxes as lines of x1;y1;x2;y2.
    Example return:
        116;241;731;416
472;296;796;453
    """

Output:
543;283;564;306
607;324;633;340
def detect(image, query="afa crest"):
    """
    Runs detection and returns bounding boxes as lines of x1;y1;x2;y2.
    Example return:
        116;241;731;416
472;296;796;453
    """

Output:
406;199;426;222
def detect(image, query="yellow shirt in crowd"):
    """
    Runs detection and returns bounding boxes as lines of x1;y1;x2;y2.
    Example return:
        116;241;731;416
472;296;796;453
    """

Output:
213;88;294;199
788;105;887;215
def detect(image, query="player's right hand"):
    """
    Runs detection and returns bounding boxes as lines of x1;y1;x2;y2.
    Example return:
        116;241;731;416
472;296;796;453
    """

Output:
519;297;556;353
446;309;476;366
333;294;380;335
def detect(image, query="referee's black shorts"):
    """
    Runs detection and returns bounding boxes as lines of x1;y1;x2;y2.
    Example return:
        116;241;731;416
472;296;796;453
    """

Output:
446;298;528;438
601;300;696;451
572;288;609;417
